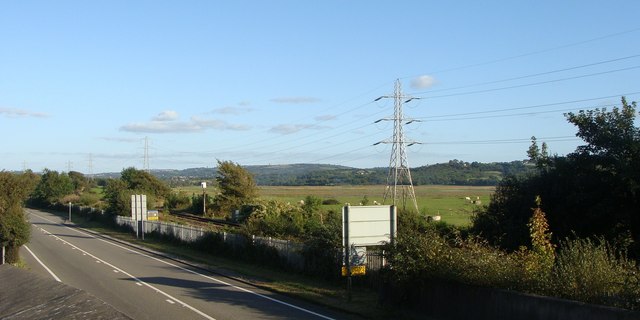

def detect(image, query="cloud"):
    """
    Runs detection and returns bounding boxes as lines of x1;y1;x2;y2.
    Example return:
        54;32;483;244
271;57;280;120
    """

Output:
120;113;251;134
211;106;254;115
411;75;436;89
191;116;249;130
152;110;179;121
98;137;140;143
315;114;336;121
0;107;50;118
270;97;321;104
269;124;315;135
120;121;201;133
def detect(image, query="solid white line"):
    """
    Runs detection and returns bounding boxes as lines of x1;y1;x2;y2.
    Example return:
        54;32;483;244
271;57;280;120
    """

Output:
31;210;335;320
35;226;217;320
23;245;62;282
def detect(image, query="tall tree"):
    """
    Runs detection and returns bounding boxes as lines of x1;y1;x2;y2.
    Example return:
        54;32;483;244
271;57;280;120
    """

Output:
0;172;32;263
212;160;258;217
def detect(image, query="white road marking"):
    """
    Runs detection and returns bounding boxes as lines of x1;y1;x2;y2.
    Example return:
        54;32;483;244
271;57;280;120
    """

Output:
30;216;216;320
30;210;335;320
23;245;62;282
166;299;176;304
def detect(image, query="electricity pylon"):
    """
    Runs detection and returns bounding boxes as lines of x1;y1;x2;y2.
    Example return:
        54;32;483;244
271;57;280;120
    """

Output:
375;79;420;212
143;136;150;173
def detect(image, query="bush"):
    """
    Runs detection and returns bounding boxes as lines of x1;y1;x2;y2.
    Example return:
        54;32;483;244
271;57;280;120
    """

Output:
551;237;640;309
166;192;191;211
322;198;340;205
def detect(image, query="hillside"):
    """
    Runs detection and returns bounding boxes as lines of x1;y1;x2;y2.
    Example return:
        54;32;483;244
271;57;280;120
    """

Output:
94;160;532;187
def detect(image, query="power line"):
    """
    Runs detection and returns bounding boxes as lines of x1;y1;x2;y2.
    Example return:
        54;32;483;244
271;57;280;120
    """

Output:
424;136;579;145
415;92;640;120
410;54;640;95
401;26;640;79
413;65;640;100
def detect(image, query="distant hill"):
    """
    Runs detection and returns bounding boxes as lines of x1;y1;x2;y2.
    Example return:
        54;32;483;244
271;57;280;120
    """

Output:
94;160;532;187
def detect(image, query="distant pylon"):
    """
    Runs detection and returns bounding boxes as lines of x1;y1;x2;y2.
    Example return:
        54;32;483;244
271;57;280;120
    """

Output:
143;136;150;173
88;153;94;179
375;79;419;212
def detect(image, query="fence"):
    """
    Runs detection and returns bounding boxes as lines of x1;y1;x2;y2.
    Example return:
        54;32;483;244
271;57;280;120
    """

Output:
115;216;306;270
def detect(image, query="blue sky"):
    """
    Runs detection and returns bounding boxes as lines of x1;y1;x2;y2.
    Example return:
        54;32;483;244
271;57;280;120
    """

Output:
1;1;639;173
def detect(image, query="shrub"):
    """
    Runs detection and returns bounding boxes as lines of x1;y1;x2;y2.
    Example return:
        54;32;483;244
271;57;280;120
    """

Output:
322;198;340;205
551;237;640;309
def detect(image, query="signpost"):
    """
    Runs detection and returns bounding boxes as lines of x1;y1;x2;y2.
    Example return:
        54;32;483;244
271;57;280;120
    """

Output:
342;205;396;301
131;195;148;239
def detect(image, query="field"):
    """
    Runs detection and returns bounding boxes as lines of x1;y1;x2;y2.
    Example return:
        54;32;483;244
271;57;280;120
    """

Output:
174;185;495;227
259;185;494;227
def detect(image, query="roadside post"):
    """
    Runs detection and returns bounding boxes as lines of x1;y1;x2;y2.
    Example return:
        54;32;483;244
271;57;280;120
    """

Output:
342;205;396;301
201;182;207;215
131;195;148;239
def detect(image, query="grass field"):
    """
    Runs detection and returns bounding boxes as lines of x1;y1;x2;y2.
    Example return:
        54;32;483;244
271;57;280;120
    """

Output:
174;185;495;227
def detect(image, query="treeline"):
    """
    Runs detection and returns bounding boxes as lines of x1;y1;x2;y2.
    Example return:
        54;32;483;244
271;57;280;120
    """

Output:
149;161;532;187
251;161;530;186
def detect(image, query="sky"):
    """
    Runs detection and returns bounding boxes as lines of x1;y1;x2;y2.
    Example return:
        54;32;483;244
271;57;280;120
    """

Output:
1;1;639;173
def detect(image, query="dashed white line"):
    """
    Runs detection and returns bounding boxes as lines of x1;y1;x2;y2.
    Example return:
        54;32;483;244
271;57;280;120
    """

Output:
30;210;336;320
35;225;216;320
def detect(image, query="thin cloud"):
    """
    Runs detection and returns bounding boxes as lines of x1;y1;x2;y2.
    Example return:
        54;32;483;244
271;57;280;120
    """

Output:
120;114;251;134
411;75;436;89
269;124;315;135
120;121;201;133
270;97;321;104
153;110;179;121
98;137;140;143
0;107;50;118
211;106;254;115
269;123;329;135
191;116;250;130
315;114;336;121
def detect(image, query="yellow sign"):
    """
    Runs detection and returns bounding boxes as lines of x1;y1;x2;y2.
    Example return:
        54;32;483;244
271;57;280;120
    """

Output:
148;216;159;221
341;265;366;276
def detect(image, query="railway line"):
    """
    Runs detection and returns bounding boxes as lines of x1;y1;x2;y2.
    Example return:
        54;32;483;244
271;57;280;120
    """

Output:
170;211;241;228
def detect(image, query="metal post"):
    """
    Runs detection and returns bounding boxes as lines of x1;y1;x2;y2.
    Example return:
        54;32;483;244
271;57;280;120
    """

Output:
201;182;207;215
68;202;72;222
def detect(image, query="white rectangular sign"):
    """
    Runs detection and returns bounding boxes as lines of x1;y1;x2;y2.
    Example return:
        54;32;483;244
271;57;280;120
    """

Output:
131;194;148;221
342;205;396;247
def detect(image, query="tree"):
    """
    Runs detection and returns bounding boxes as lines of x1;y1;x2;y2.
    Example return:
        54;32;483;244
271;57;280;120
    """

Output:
0;172;32;263
473;97;640;255
68;171;89;194
527;136;549;169
102;168;168;216
31;169;74;205
212;160;258;217
120;167;171;198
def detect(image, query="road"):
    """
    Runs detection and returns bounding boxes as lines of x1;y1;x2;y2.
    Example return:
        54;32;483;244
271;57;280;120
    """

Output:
22;208;354;320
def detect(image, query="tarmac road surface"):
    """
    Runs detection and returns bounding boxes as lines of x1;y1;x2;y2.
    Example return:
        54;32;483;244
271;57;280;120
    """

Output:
20;208;356;320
